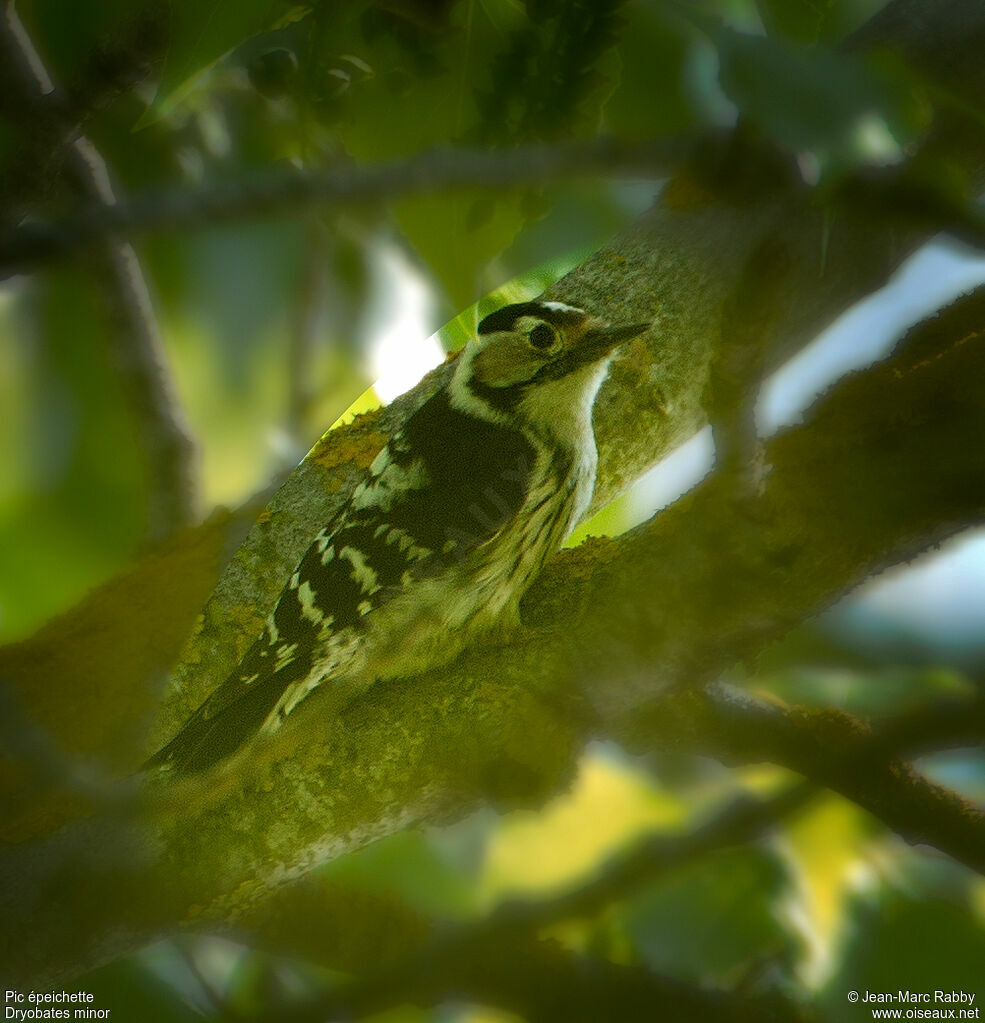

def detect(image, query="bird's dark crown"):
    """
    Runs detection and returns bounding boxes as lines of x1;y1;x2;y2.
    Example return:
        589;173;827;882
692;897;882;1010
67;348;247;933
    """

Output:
477;301;587;336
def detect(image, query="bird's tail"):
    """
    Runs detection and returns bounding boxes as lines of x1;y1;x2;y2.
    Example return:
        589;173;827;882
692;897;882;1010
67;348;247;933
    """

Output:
143;646;312;775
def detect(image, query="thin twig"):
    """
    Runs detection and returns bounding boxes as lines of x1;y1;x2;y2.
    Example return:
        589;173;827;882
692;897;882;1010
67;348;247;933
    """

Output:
0;135;693;274
617;685;985;875
287;784;814;1023
874;690;985;758
324;938;811;1023
1;0;198;542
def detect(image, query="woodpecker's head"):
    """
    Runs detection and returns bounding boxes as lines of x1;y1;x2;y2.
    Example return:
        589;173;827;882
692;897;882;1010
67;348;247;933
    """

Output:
450;301;650;438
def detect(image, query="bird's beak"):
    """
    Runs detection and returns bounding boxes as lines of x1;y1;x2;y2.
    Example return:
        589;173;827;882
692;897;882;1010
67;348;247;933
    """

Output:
535;318;651;382
577;320;651;363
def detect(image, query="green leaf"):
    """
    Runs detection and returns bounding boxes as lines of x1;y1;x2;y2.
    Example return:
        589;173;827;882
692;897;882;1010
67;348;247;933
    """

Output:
138;0;292;127
715;28;913;157
600;5;696;138
821;863;985;1021
477;0;528;36
17;0;141;79
758;0;889;44
396;193;529;308
784;795;880;984
619;841;808;985
756;0;837;44
331;1;625;304
0;269;146;642
78;956;206;1023
329;20;529;304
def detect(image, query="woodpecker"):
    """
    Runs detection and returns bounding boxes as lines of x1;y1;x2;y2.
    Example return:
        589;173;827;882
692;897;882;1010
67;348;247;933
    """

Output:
147;301;650;774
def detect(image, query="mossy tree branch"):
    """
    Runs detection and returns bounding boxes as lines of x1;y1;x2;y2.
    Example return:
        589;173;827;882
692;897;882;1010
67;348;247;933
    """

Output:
145;0;985;742
3;275;985;988
229;682;985;1012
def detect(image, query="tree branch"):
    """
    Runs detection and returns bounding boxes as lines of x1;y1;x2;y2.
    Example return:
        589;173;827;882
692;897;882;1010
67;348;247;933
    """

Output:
615;684;985;874
226;689;984;990
301;931;807;1023
0;136;694;274
422;941;809;1023
873;688;985;758
143;283;985;927
3;271;985;987
0;1;198;541
271;785;814;1023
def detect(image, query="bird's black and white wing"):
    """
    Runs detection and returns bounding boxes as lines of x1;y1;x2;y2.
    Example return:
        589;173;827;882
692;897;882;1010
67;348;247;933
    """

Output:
146;388;535;773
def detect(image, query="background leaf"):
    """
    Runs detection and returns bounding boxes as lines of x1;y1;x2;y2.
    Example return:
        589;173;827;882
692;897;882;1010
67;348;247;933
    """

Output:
139;0;292;126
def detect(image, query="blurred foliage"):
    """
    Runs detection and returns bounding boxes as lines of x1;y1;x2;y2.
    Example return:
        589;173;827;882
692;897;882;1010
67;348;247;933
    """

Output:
4;0;940;637
2;0;985;1018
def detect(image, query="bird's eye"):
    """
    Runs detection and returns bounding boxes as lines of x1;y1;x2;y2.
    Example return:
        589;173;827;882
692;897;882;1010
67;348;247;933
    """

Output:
528;323;558;351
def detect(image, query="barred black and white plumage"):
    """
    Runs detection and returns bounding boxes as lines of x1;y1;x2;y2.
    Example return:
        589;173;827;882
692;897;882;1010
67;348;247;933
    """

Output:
146;301;649;774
